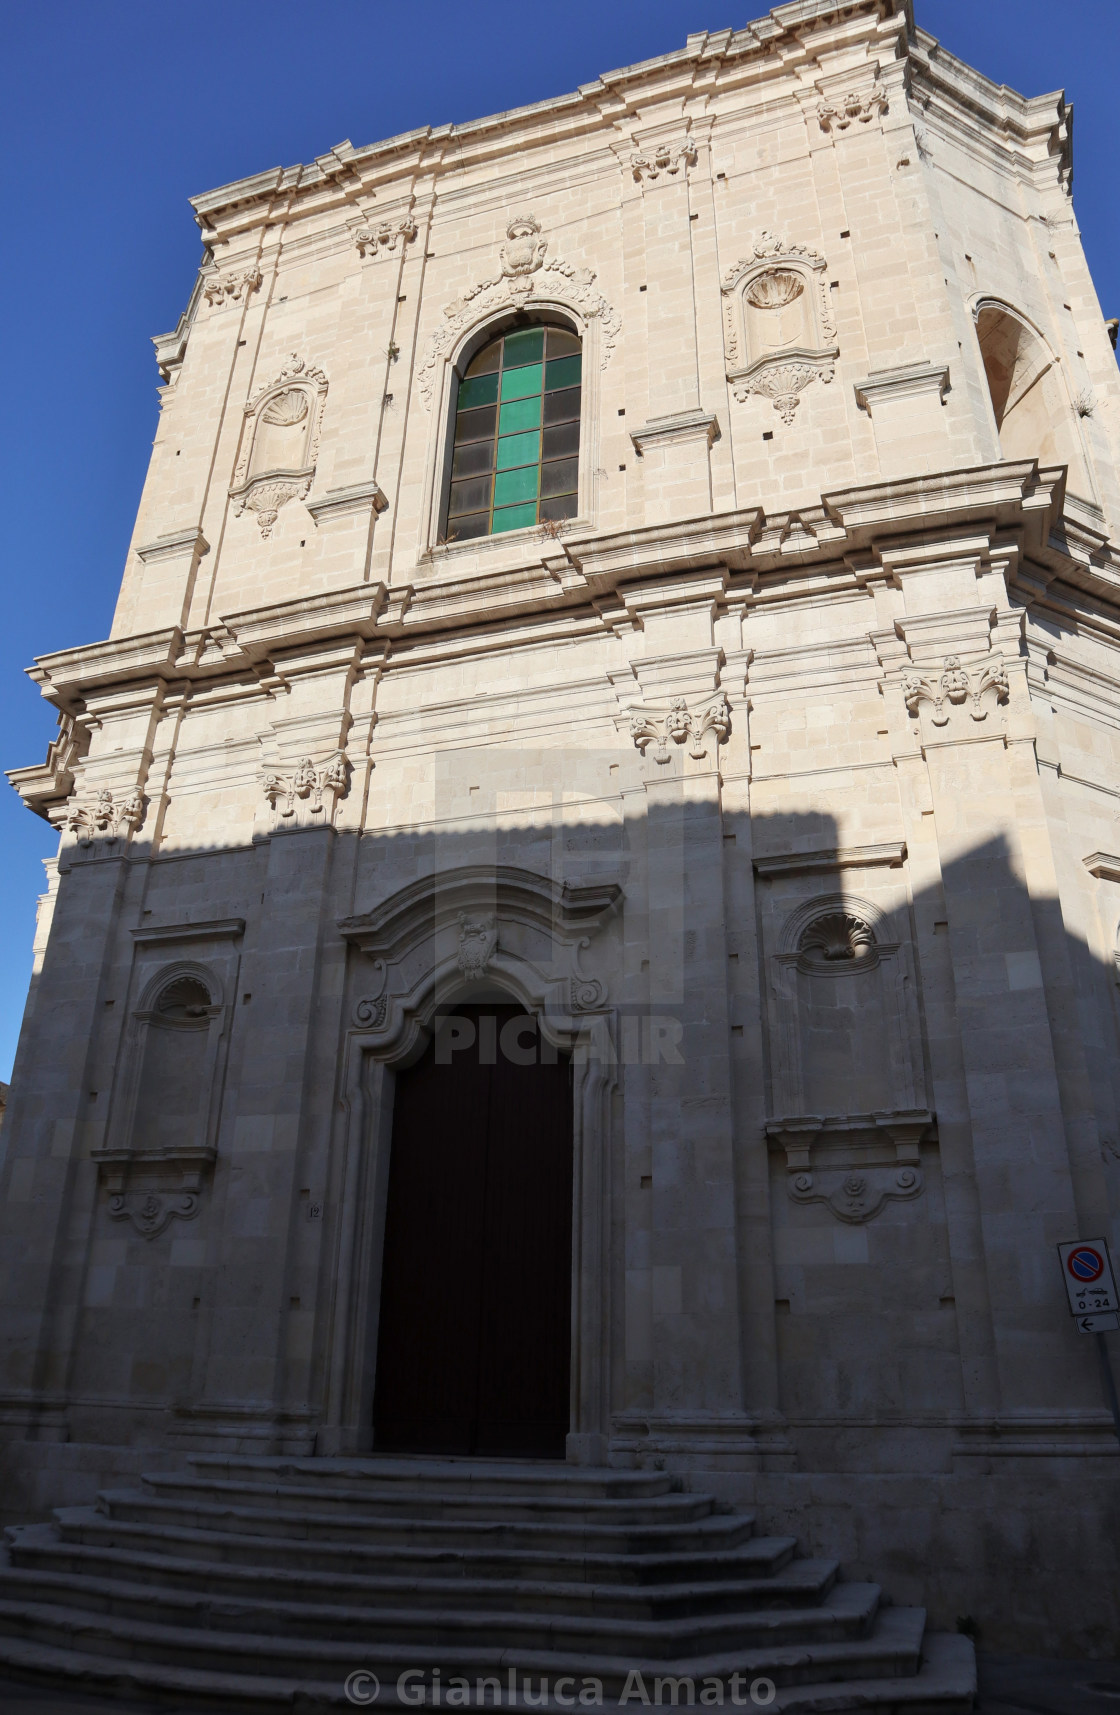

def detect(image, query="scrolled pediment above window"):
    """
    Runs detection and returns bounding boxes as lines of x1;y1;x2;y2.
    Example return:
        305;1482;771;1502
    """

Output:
721;232;839;423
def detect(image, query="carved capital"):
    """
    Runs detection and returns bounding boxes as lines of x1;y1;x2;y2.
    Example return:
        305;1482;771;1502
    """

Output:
630;136;697;182
902;654;1009;727
203;266;262;306
66;786;145;849
263;753;349;829
354;217;418;259
817;82;888;135
629;694;731;763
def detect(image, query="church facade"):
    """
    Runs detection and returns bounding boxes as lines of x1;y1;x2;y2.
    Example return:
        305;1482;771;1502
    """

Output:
2;0;1119;1651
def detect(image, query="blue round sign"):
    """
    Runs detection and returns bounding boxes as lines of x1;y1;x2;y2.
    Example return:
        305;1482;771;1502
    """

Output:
1067;1246;1104;1283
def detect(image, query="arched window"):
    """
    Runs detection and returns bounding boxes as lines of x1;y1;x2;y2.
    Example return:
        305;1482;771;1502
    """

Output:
975;302;1090;490
443;322;581;542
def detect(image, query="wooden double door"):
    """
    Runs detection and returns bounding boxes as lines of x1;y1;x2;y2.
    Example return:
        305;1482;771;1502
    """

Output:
373;1005;573;1458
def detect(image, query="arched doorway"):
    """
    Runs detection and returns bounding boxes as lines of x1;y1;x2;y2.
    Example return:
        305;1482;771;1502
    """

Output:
373;1003;573;1458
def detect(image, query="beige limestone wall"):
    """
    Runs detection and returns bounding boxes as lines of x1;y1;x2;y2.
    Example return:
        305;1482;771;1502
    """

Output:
4;0;1120;1654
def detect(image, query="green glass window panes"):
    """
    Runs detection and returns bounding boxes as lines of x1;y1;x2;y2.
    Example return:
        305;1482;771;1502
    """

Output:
498;395;542;436
503;327;545;365
443;323;582;542
464;338;502;376
493;501;539;533
452;439;495;480
457;371;499;410
545;353;582;391
496;430;540;471
493;464;540;509
500;362;543;402
454;404;497;445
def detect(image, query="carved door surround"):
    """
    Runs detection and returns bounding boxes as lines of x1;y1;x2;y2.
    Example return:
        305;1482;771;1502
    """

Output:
320;865;622;1463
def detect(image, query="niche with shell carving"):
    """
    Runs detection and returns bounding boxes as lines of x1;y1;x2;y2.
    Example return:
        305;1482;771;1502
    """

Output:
93;965;229;1238
230;354;329;538
767;895;924;1122
721;233;838;423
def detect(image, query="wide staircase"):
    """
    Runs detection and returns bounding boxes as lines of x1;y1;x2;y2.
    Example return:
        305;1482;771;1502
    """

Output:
0;1455;975;1710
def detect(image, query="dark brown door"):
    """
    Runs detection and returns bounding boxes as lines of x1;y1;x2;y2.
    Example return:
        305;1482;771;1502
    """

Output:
373;1005;573;1458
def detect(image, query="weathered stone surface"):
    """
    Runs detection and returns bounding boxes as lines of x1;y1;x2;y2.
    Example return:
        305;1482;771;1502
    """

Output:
1;0;1118;1669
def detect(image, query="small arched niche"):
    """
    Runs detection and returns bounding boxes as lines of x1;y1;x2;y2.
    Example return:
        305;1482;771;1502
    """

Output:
230;354;329;538
767;894;924;1122
131;974;217;1156
248;385;315;479
975;301;1091;493
721;234;839;421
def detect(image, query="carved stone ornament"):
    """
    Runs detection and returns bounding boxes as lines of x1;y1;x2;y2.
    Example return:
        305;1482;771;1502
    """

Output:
457;912;498;978
722;232;838;422
798;911;876;968
340;865;620;1064
230;354;329;538
354;993;388;1029
768;1111;931;1224
629;694;731;764
901;655;1009;726
570;936;607;1012
203;265;263;307
417;217;620;408
630;136;698;182
354;215;418;258
499;214;548;281
108;1189;200;1239
67;787;145;847
817;81;889;135
789;1163;922;1223
263;753;349;828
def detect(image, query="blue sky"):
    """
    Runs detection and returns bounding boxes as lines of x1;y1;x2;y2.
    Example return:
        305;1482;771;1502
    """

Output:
1;0;1117;1082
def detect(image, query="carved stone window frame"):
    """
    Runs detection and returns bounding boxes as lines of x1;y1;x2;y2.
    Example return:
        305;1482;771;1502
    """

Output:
419;302;605;561
721;236;838;422
229;355;329;539
318;865;621;1464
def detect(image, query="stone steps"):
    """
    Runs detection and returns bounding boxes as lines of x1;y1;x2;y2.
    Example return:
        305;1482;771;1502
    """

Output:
0;1628;978;1715
140;1470;715;1524
7;1527;835;1617
187;1454;678;1501
0;1567;880;1657
0;1592;915;1687
53;1506;798;1584
95;1486;756;1554
0;1454;976;1711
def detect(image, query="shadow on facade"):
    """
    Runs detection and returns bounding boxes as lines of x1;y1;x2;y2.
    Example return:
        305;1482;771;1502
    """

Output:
0;785;1118;1652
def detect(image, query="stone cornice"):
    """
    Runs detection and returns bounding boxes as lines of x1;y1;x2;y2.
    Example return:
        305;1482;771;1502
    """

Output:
754;843;907;879
189;2;904;243
20;463;1119;720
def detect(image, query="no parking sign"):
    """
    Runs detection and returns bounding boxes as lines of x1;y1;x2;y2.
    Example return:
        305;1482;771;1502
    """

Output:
1057;1238;1120;1333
